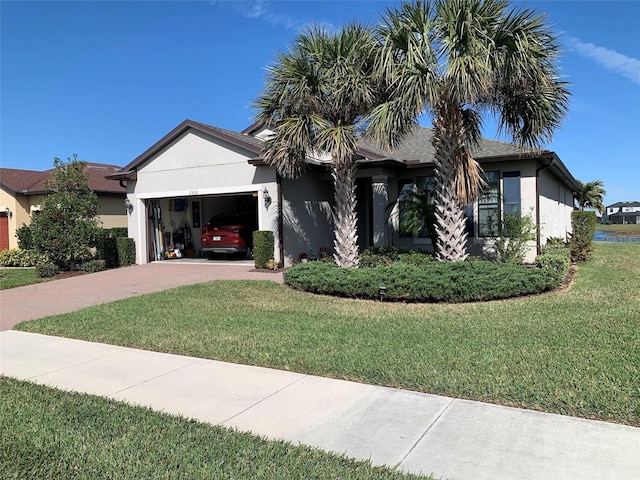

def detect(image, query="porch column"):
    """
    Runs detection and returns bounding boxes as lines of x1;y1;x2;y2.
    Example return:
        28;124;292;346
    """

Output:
371;175;389;247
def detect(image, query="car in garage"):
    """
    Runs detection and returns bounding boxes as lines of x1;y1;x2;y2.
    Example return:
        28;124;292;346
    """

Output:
200;212;255;258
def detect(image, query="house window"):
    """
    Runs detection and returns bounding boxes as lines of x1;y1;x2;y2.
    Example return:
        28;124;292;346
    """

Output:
398;177;436;238
502;171;521;215
478;171;500;237
398;176;474;238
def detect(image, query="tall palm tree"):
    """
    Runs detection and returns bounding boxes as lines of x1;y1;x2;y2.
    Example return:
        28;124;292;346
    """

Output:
253;24;386;267
367;0;570;261
576;180;606;214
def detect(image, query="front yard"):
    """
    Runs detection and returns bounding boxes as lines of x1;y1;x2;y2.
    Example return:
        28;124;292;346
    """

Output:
0;377;424;479
15;242;640;426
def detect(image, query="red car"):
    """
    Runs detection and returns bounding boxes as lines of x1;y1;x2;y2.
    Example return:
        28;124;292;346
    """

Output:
200;213;253;257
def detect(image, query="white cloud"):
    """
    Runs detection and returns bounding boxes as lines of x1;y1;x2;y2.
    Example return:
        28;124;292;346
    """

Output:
568;37;640;86
212;1;335;33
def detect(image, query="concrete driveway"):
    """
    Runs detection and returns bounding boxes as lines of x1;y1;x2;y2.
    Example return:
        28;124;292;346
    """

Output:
0;261;284;331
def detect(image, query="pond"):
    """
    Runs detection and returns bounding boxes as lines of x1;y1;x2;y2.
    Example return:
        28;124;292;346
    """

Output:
593;230;640;242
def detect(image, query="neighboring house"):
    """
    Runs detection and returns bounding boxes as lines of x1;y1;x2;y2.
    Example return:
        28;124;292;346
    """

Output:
603;201;640;224
108;119;579;265
0;164;127;251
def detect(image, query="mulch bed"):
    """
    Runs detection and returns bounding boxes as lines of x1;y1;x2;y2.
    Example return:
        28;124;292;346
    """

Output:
53;271;88;280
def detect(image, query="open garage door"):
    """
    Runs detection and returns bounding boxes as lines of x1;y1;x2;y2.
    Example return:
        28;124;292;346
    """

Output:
147;192;258;262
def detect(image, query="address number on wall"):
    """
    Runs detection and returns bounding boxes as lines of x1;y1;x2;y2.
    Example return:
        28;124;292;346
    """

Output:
188;190;199;196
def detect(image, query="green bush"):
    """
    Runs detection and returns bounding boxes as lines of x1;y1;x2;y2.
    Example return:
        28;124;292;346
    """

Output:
253;231;274;269
116;237;136;266
108;227;128;238
535;243;571;280
570;210;596;262
284;260;561;303
15;224;34;250
35;262;59;278
0;249;47;267
493;211;536;264
94;229;122;268
79;259;106;273
359;246;432;268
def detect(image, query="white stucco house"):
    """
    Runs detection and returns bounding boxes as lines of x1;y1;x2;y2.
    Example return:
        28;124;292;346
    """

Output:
107;119;579;265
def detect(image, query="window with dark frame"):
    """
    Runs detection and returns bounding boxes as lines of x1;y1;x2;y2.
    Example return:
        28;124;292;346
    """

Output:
478;171;500;237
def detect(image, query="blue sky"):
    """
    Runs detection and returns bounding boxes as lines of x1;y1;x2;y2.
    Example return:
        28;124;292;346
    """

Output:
2;0;638;205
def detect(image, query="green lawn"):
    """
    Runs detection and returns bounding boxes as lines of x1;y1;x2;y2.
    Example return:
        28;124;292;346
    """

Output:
16;243;640;426
0;377;426;480
0;268;50;290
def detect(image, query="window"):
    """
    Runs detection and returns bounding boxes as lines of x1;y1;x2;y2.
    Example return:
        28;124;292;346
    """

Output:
478;171;500;237
502;171;521;215
398;176;474;238
398;177;436;238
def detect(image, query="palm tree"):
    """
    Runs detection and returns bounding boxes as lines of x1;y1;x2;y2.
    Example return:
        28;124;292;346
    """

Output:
367;0;570;261
253;24;386;267
576;180;606;214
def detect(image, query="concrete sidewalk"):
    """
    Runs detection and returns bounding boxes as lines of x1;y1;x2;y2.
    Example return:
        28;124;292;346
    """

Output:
2;330;638;480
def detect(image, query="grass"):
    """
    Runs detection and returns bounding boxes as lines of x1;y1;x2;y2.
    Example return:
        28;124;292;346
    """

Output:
0;268;50;290
596;223;640;237
16;243;640;426
0;377;426;480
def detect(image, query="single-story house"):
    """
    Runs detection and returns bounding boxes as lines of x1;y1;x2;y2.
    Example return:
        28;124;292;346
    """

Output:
108;119;579;265
0;164;127;251
604;201;640;224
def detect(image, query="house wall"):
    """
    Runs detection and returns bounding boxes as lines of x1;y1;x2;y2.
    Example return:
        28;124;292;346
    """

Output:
127;130;279;264
380;160;572;263
538;167;574;245
98;195;128;228
281;174;334;265
0;190;125;250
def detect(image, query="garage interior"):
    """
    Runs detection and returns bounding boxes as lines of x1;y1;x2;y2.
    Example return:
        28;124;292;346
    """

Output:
147;192;258;262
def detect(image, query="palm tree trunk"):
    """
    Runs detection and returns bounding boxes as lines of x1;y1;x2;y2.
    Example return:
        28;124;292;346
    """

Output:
432;116;469;262
332;162;359;267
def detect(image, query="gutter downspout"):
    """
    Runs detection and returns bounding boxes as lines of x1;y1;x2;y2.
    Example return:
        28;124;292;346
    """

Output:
535;156;554;254
277;173;285;267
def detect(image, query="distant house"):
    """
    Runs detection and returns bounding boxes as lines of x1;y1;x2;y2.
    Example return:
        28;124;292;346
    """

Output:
604;201;640;225
0;164;126;251
108;119;580;265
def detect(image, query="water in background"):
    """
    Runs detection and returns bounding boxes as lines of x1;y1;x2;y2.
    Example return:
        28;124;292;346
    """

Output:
593;230;640;242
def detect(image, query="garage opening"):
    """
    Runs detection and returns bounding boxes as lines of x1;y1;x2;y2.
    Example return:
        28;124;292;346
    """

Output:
147;192;258;262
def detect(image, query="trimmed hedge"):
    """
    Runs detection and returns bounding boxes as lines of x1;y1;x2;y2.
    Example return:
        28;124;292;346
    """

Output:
570;210;596;262
284;260;562;303
117;237;136;266
253;231;275;269
359;246;433;268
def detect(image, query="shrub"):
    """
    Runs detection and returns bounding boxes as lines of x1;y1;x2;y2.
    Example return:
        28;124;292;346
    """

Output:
29;155;101;271
536;243;571;280
0;249;47;267
116;237;136;266
15;224;34;250
570;210;596;262
79;259;106;273
253;231;274;269
108;227;128;238
94;228;124;268
284;260;561;303
266;258;279;270
493;211;536;264
359;246;432;268
36;262;59;278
